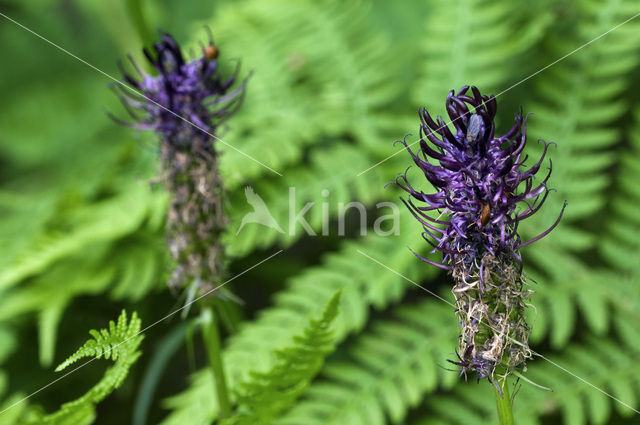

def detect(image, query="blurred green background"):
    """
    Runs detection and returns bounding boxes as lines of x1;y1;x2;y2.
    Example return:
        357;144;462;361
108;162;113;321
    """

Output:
1;0;640;424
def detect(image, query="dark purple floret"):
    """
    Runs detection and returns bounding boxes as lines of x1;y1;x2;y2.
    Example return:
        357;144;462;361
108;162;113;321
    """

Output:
394;86;565;384
113;33;246;294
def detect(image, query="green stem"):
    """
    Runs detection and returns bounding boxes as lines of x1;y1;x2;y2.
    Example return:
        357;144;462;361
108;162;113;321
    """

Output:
494;377;515;425
201;305;232;418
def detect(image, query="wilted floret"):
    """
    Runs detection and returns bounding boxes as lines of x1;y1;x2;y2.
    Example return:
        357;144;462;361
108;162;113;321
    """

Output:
394;86;565;383
113;33;246;294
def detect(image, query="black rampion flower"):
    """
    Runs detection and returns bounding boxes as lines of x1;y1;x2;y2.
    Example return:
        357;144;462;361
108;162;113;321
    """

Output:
394;86;565;384
113;33;246;294
114;32;245;140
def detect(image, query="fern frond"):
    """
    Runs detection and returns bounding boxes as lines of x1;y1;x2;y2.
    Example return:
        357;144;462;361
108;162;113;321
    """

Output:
521;243;640;349
26;310;144;425
523;0;640;251
160;218;435;425
414;0;551;114
226;143;391;256
0;214;163;366
600;107;640;272
0;183;156;290
54;310;140;370
188;0;406;186
224;292;340;425
275;298;458;425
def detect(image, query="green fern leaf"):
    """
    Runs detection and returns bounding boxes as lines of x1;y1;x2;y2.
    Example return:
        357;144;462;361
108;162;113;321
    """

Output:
27;310;144;425
223;292;341;425
522;0;640;251
414;0;551;114
275;299;457;425
600;108;640;271
161;217;435;425
199;0;406;185
524;245;640;348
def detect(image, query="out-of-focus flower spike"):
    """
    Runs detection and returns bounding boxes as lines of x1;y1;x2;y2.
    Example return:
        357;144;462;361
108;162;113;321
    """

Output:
112;32;247;295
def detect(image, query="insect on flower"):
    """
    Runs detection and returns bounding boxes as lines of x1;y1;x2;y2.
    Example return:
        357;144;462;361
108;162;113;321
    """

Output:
478;202;491;228
204;44;219;60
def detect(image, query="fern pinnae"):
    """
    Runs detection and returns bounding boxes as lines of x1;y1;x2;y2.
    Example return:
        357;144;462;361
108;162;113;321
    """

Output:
26;310;143;424
0;183;153;291
415;0;550;115
523;0;640;252
522;243;640;349
207;0;405;185
161;219;434;425
223;291;341;425
276;299;459;425
600;107;640;272
55;310;140;371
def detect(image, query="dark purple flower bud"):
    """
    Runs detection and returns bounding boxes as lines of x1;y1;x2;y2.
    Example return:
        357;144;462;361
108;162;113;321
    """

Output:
113;32;247;294
393;86;565;383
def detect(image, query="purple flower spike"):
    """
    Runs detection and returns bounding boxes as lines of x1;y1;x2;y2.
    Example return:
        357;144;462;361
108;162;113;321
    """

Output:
113;32;246;143
113;33;247;294
394;86;565;383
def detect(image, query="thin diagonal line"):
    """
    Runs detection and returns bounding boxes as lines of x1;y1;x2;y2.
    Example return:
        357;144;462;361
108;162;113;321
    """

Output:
357;11;640;177
356;249;640;415
535;353;640;414
511;339;640;414
0;11;283;177
0;250;284;416
357;249;455;308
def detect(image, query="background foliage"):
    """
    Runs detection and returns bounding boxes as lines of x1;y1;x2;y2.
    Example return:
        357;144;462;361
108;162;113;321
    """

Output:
0;0;639;424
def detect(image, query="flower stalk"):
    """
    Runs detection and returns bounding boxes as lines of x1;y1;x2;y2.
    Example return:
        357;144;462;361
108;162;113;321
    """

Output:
201;304;231;418
494;377;514;425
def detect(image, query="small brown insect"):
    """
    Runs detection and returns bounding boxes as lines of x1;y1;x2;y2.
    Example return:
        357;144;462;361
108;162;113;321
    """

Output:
204;44;219;60
478;203;491;227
